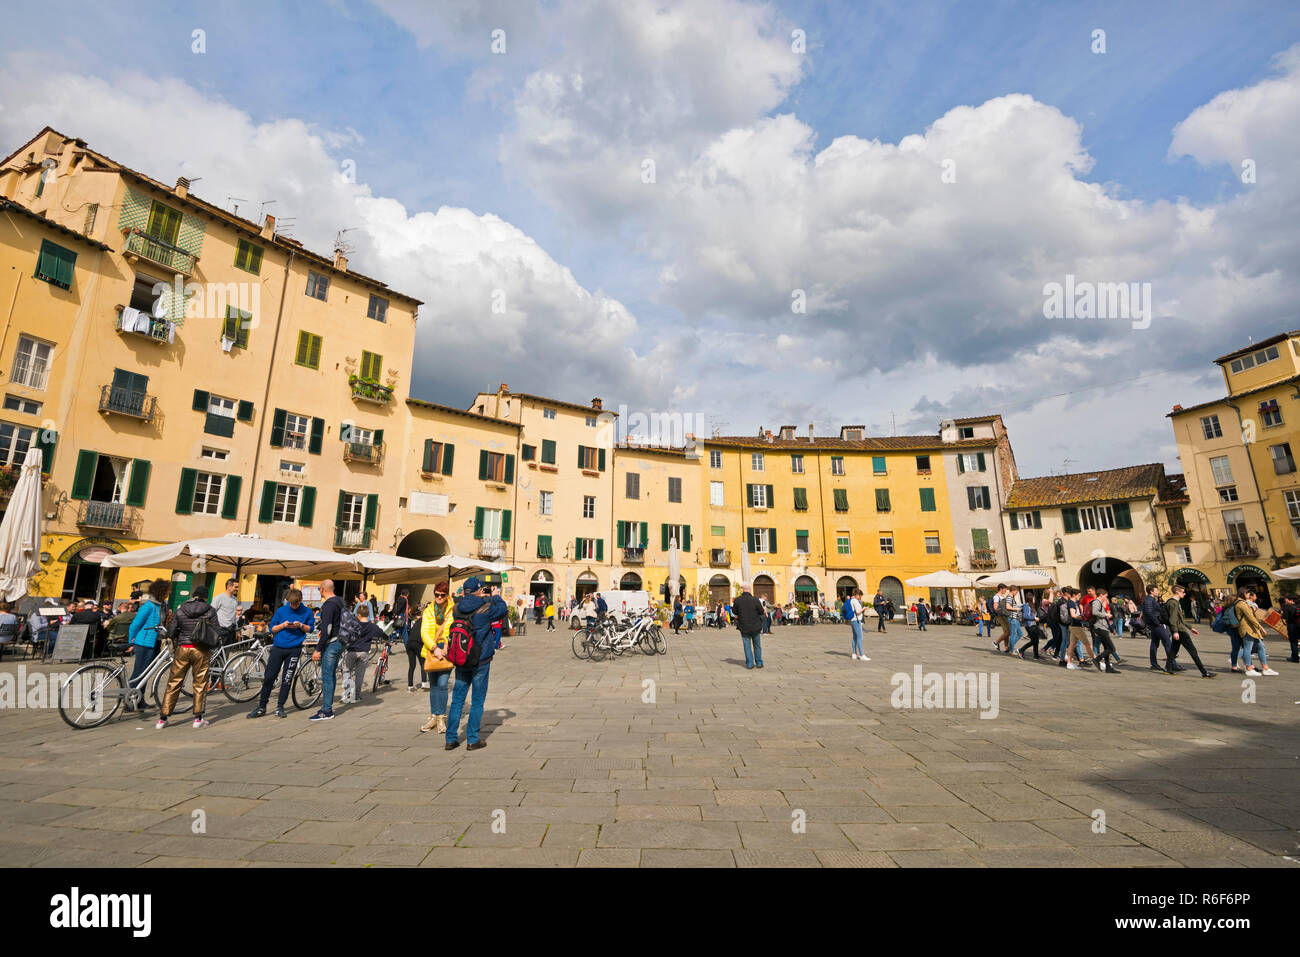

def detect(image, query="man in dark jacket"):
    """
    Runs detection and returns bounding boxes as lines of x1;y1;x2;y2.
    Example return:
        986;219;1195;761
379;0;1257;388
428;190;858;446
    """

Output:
158;587;220;729
309;580;347;721
445;577;508;751
873;592;888;633
1141;584;1179;672
733;583;765;669
1165;584;1216;677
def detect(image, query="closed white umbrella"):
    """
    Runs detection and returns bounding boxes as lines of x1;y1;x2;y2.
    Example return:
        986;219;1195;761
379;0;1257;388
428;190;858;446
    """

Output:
668;535;680;599
975;568;1055;588
0;447;43;601
740;543;752;588
101;533;354;578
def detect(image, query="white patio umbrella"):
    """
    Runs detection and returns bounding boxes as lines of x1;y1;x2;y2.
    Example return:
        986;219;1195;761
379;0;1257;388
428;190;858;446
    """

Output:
0;447;43;601
313;550;442;588
740;543;752;588
668;535;680;599
1273;564;1300;580
975;568;1055;588
101;533;356;579
358;554;522;588
904;570;977;588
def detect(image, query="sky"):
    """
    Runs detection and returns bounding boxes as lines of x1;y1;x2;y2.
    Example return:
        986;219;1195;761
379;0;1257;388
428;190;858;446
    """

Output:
1;0;1298;479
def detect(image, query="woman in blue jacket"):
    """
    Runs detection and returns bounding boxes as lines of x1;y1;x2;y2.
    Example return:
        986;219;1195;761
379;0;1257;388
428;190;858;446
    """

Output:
127;579;171;705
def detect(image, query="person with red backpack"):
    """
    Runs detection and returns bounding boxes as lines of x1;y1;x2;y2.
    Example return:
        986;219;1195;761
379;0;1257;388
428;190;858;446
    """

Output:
444;577;507;751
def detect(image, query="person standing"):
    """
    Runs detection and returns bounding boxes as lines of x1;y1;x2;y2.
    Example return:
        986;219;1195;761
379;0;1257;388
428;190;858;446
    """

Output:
1234;589;1278;676
732;583;765;669
873;591;887;633
1282;594;1300;663
404;600;427;694
157;586;221;728
392;589;411;647
340;603;384;708
211;577;241;646
545;599;556;632
916;599;929;632
308;580;346;721
445;578;508;751
684;600;695;631
420;581;456;734
847;588;868;661
127;579;170;711
672;596;684;635
248;589;315;719
1165;584;1216;678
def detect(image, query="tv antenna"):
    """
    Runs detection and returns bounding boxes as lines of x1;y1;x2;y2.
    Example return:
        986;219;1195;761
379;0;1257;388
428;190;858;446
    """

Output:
227;196;248;215
259;200;277;225
334;227;357;258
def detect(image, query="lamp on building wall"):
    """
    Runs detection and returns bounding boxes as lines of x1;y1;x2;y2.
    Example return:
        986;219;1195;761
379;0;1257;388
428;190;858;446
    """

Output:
391;528;403;550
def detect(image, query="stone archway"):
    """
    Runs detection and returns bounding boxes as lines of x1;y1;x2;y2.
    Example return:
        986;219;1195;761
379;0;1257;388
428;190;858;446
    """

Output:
753;574;776;603
395;528;451;604
1077;556;1143;601
878;575;904;607
709;574;731;606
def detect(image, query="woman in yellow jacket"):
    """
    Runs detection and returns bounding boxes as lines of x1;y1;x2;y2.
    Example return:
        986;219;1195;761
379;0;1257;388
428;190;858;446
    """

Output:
419;581;457;733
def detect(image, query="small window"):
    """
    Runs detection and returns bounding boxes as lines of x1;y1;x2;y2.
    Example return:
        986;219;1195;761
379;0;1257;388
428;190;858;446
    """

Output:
543;408;557;420
1200;414;1222;440
796;531;810;553
1260;399;1283;428
710;450;722;469
272;484;301;523
34;240;77;290
1218;486;1239;503
582;496;596;519
585;416;597;427
201;447;229;462
10;336;52;390
367;295;388;323
916;455;931;472
925;533;941;554
626;472;640;499
1209;455;1233;486
282;412;310;450
958;426;975;439
521;444;536;461
0;422;36;466
871;456;886;475
1175;546;1193;563
223;307;252;349
837;534;851;555
1271;442;1296;475
360;350;383;381
539;490;553;516
234;239;264;275
579;446;599;470
751;453;764;472
192;472;225;515
306;271;329;301
791;454;804;474
205;394;237;437
711;525;725;537
482;452;507;483
668;476;682;503
2;395;40;415
1024;548;1039;566
831;456;845;476
279;461;304;475
710;481;724;507
295;332;322;369
879;534;894;555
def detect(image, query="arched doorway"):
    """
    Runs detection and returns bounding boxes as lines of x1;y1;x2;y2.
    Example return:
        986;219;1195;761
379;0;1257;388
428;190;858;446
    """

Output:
709;574;731;606
395;528;451;604
753;574;776;603
1228;564;1273;609
1077;557;1142;601
619;572;642;591
659;575;688;601
530;570;553;607
878;575;904;607
575;572;599;602
794;575;818;604
1171;567;1211;618
835;576;858;600
58;540;124;603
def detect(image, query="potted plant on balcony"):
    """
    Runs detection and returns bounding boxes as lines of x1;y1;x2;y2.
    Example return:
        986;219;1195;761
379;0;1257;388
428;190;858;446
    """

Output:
0;465;17;500
348;374;394;403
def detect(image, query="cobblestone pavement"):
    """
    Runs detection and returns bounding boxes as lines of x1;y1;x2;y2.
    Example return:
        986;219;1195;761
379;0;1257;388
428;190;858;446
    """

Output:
1;622;1297;867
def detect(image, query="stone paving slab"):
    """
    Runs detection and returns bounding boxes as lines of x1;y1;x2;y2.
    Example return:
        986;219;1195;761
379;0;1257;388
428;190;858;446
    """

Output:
1;623;1298;866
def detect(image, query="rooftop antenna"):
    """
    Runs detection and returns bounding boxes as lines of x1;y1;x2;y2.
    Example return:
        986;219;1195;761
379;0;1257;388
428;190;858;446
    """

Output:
227;196;248;215
259;200;277;225
891;411;897;436
1061;456;1075;475
334;227;357;257
711;418;730;438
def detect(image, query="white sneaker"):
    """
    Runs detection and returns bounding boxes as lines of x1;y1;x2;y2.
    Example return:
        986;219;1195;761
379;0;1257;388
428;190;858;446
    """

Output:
1262;668;1278;676
421;682;430;690
192;718;209;729
859;656;870;662
1245;668;1261;676
1067;662;1079;670
851;653;859;660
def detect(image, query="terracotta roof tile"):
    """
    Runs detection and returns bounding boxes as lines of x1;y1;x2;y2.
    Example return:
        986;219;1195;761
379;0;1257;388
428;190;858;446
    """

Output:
705;434;996;453
1006;464;1165;508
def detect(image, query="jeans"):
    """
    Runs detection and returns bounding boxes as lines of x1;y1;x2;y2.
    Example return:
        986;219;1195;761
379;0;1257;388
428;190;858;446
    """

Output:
1229;631;1244;668
1114;617;1124;637
1240;635;1268;669
129;642;161;687
1007;617;1023;650
741;631;763;667
976;618;985;636
849;620;863;656
1149;625;1173;667
318;639;344;711
343;650;368;700
428;668;450;715
446;659;492;744
257;645;302;711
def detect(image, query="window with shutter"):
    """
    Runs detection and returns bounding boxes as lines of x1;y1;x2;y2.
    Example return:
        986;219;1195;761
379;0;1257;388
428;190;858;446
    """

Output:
34;240;77;290
295;331;322;369
234;239;264;274
223;307;251;349
793;487;808;511
834;488;849;512
919;487;935;511
1062;507;1081;534
541;439;556;465
874;488;889;512
360;350;382;380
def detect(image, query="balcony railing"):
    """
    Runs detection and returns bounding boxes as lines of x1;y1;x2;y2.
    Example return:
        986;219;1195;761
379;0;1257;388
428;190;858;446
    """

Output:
116;308;176;344
77;501;133;532
349;378;394;404
98;384;157;423
970;548;999;569
478;538;504;559
343;441;385;465
334;527;371;550
1221;538;1259;559
623;546;645;564
709;549;730;568
1162;525;1192;541
122;228;197;277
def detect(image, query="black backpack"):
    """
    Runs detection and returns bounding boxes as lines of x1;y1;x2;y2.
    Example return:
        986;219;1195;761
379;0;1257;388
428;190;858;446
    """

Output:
1046;598;1064;626
191;615;221;651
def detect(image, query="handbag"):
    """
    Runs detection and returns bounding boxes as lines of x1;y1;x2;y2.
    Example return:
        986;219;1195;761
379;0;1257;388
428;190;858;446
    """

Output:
424;646;453;672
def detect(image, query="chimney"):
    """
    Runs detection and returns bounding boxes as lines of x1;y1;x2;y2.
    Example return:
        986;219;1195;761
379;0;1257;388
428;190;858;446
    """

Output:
334;250;348;272
260;214;276;239
1172;404;1183;412
498;382;509;395
174;176;190;198
592;398;602;410
808;423;815;441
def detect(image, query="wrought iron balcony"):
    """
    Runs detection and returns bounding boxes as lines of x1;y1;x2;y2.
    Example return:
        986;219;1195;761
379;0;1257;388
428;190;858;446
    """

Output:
349;378;394;404
1162;525;1192;541
115;307;175;344
478;537;504;559
334;527;371;550
623;546;645;564
709;549;730;568
1221;538;1259;559
970;548;999;569
98;384;156;423
122;228;197;277
343;441;384;465
77;501;134;532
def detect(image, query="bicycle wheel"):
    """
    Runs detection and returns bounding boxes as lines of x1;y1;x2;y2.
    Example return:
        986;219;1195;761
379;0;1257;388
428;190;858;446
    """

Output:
652;627;667;654
293;659;323;710
58;663;125;729
371;649;389;692
588;634;609;662
572;629;591;659
151;660;195;714
222;650;266;703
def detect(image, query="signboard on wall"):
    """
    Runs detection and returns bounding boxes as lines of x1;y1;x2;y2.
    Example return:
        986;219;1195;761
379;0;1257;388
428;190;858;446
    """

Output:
408;491;449;516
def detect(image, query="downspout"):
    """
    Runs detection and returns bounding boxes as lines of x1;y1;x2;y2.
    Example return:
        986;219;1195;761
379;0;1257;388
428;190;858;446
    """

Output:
815;448;827;597
243;247;295;533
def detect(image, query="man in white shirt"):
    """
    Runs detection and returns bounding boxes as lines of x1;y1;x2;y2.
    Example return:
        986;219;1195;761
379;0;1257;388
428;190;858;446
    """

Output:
211;578;240;642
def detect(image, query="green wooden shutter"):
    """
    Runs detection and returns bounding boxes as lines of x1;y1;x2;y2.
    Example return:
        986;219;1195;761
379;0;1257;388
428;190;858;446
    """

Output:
682;526;691;551
504;454;515;484
269;408;286;447
221;475;242;520
575;537;583;559
661;524;669;550
793;487;808;510
957;455;965;474
1113;502;1132;530
34;429;56;474
192;389;209;412
258;481;276;523
1033;511;1042;529
877;489;889;511
977;453;987;471
297;487;316;527
474;507;485;539
538;535;551;559
1062;507;1081;534
746;483;754;506
766;484;774;506
972;528;990;550
295;332;310;366
501;509;512;541
872;456;885;473
598;448;606;472
335;491;346;527
617;522;626;547
769;529;777;554
595;539;604;562
309;418;324;455
236;400;254;422
442;444;454;475
374;429;384;449
479;450;489;480
542;439;555;464
175;468;197;514
1009;513;1019;530
578;446;585;468
919;487;935;512
125;459;151;507
70;450;97;500
364;493;378;530
640;521;648;547
423;439;434;473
